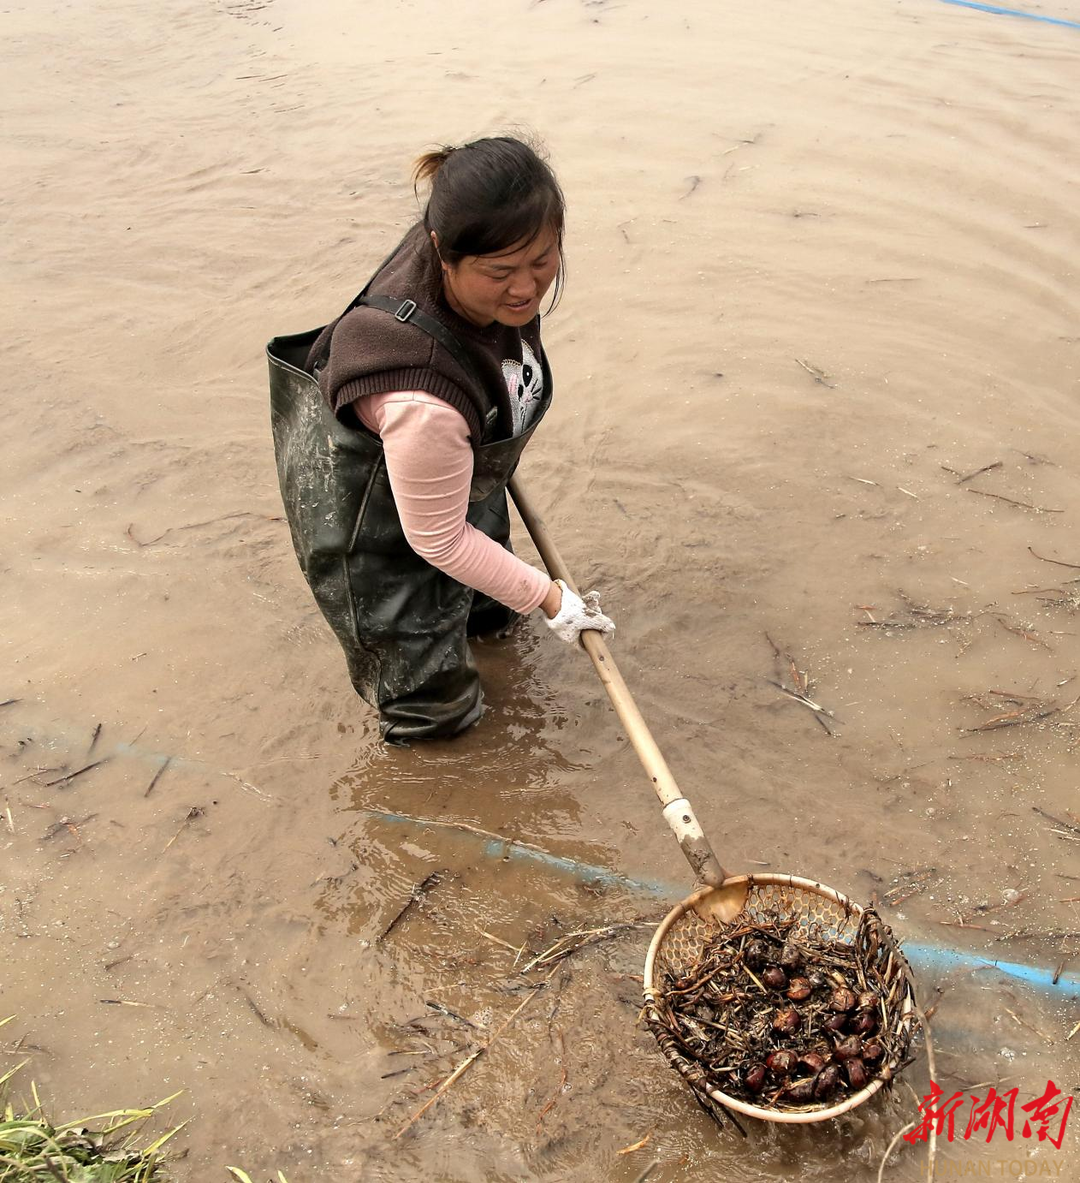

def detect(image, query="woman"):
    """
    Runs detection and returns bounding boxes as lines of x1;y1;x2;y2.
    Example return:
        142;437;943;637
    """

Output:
268;135;614;743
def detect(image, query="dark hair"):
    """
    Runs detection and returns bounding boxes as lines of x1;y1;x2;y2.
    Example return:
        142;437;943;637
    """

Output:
413;135;565;310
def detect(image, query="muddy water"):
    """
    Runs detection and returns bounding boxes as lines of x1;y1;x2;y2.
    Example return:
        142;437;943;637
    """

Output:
2;0;1078;1178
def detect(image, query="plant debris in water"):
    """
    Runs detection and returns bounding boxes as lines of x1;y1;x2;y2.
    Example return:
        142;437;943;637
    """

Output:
650;908;912;1113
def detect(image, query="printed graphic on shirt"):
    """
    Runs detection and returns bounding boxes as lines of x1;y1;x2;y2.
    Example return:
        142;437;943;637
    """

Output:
502;341;544;437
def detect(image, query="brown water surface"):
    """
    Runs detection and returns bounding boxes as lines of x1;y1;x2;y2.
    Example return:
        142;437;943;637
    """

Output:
2;0;1078;1178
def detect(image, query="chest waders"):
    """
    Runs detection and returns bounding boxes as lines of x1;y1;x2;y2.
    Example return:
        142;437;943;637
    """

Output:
267;295;552;743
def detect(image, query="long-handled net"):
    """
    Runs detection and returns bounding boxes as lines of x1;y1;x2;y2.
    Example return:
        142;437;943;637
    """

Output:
509;477;919;1126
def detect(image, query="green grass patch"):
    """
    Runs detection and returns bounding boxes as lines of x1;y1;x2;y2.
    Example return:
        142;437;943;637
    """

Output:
1;1020;288;1182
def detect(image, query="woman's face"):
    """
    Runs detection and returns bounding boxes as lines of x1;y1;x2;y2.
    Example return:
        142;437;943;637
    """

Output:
434;227;560;328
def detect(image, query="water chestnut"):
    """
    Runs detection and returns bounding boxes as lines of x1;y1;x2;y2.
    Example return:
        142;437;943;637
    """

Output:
766;1049;798;1075
745;939;769;970
851;1010;878;1036
862;1041;884;1064
845;1058;868;1090
762;965;787;990
772;1007;802;1035
779;942;803;972
828;987;857;1013
813;1064;842;1099
834;1035;863;1061
786;977;812;1002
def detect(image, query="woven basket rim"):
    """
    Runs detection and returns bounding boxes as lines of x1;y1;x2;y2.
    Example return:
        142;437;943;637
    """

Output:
643;876;917;1125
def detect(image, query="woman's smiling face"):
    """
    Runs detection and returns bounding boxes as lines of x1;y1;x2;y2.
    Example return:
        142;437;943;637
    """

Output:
434;227;560;328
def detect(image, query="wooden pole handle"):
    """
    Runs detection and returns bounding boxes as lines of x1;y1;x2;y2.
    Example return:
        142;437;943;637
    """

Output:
508;474;728;887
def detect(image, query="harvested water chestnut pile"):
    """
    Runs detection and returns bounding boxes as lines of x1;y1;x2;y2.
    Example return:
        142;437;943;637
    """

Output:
649;910;908;1112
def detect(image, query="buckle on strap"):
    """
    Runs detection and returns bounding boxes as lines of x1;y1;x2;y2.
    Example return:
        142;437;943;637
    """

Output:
394;298;418;323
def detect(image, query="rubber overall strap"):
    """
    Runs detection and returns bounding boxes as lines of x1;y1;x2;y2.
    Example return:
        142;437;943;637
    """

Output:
355;294;499;442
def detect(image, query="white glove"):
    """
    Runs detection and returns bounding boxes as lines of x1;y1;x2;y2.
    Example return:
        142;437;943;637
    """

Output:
544;579;616;646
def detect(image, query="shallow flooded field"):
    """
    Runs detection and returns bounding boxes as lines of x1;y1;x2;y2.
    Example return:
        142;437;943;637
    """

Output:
2;0;1078;1178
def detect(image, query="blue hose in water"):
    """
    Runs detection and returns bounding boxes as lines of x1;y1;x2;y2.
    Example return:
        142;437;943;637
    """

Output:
936;0;1080;31
7;714;1076;1004
367;808;1080;1002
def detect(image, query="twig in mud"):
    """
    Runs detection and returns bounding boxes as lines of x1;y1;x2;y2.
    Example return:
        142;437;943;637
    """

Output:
43;759;110;788
617;1132;652;1155
1067;1020;1080;1041
393;963;560;1140
480;929;532;966
1032;806;1080;836
1029;546;1080;570
633;1164;660;1183
941;461;1002;484
42;814;96;841
961;698;1059;732
3;805;13;835
98;998;154;1008
535;1066;568;1133
857;592;975;635
794;357;836;388
947;751;1019;764
763;679;839;730
126;510;284;548
994;615;1053;652
679;175;702;199
381;1066;418;1080
379;871;445;942
423;1000;480;1030
238;987;274;1028
220;770;272;801
1004;1008;1054;1043
87;723;102;755
144;755;173;797
1011;584;1074;597
763;633;837;732
518;923;646;974
162;806;204;852
0;698;19;708
966;488;1063;513
1013;449;1056;467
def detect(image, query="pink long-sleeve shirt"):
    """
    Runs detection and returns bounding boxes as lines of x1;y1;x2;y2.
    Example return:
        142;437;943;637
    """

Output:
355;391;550;614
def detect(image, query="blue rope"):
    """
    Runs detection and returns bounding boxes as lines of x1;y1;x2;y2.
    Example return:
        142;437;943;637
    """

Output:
364;808;1080;1001
8;715;1076;1004
936;0;1080;31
